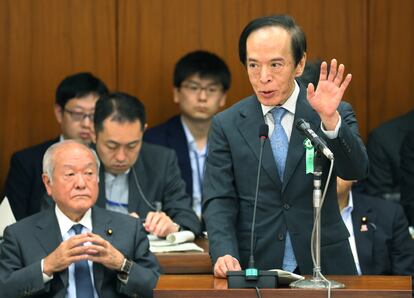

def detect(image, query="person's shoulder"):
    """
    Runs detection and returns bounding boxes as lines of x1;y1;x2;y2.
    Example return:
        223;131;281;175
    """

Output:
369;110;414;139
141;142;175;155
5;209;52;234
354;191;402;215
93;206;141;227
11;138;59;161
216;94;258;120
145;116;181;137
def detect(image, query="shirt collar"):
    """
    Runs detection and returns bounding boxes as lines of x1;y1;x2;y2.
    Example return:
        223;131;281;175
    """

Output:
55;204;93;237
181;117;207;154
261;80;299;116
341;191;354;215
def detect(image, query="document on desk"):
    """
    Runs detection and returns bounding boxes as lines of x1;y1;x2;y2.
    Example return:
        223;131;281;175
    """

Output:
149;231;204;253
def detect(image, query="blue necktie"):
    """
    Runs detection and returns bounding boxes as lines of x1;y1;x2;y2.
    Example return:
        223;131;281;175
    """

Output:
269;108;297;272
72;224;95;298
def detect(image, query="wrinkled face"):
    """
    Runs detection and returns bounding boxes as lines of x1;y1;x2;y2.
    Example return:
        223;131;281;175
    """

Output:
95;119;144;175
174;74;226;122
246;26;305;106
55;94;99;144
43;143;99;220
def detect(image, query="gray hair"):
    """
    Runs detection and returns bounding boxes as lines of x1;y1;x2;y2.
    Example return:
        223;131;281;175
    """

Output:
42;140;100;182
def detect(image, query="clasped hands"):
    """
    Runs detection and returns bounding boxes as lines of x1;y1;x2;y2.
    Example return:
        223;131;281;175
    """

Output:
43;232;125;276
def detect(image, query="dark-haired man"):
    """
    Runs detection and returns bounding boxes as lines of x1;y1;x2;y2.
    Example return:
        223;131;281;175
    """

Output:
93;92;201;238
144;50;230;218
203;15;368;277
5;72;108;220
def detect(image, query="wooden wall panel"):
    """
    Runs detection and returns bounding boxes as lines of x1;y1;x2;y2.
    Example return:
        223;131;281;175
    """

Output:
368;0;414;132
1;0;413;197
0;0;117;193
118;0;368;138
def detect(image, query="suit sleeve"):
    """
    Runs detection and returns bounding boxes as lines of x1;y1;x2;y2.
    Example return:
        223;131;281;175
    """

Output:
4;153;34;220
0;227;50;297
161;150;201;236
202;116;240;265
117;221;160;298
400;130;414;226
327;102;369;180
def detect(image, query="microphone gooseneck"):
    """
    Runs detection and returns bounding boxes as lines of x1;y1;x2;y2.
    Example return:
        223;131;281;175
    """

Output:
248;124;269;270
295;119;334;160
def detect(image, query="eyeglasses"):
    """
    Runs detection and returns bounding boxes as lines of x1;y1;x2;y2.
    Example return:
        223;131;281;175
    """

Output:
64;109;94;121
180;82;223;97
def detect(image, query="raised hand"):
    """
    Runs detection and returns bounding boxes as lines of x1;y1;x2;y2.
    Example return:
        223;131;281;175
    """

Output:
306;59;352;130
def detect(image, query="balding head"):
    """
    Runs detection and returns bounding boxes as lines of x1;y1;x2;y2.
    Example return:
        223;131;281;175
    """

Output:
42;140;100;221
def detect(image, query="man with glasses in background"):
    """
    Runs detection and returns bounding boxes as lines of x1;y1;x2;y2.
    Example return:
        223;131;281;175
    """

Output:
144;50;230;219
4;72;108;220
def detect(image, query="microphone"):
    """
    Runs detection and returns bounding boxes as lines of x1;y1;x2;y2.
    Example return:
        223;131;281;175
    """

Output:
295;118;334;160
227;124;278;289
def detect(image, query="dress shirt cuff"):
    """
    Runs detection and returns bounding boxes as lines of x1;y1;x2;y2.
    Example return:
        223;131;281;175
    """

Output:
321;113;341;139
41;259;53;283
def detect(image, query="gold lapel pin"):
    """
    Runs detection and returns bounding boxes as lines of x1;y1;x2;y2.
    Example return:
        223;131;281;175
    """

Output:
106;229;113;236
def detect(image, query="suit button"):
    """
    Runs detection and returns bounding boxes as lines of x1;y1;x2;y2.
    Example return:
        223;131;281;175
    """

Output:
278;233;284;240
283;203;290;210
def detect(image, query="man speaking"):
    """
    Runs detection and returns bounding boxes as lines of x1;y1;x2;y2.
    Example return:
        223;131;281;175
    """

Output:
202;15;368;277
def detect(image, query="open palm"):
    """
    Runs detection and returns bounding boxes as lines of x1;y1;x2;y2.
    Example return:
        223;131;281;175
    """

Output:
307;59;352;127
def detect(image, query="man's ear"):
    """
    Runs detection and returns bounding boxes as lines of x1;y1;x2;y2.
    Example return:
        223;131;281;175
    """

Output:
91;131;97;144
143;123;148;132
219;93;227;108
54;104;63;124
173;88;180;104
42;173;53;196
295;53;307;77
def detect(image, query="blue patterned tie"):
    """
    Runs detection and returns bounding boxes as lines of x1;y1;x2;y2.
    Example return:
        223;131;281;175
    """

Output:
269;107;297;272
72;224;95;298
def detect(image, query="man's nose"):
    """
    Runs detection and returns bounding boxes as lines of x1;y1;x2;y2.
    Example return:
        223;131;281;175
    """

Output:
75;173;86;188
259;66;272;83
115;148;127;162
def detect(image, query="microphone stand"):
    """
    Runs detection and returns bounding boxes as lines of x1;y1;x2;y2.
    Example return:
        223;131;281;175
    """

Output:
291;151;344;289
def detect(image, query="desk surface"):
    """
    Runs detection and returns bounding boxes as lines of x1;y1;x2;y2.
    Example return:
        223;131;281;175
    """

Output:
155;275;412;298
155;238;212;274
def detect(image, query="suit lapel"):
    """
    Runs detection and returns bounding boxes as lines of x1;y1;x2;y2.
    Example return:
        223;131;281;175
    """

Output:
236;96;281;188
34;209;69;290
282;88;320;192
167;117;193;195
351;193;375;274
91;207;113;293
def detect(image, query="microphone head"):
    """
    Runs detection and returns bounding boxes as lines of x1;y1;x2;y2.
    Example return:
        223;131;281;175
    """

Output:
259;124;269;139
295;118;310;131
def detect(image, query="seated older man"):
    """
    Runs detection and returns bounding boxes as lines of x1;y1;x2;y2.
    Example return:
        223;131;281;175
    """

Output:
0;140;160;298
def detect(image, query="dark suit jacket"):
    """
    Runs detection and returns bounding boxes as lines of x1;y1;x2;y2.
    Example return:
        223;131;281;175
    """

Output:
364;109;414;199
144;115;193;199
0;206;160;298
399;129;414;225
4;138;59;220
96;142;201;236
203;89;369;275
351;191;414;281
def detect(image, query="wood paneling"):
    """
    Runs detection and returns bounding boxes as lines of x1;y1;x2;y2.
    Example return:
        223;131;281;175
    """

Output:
0;0;117;192
118;0;368;137
1;0;413;196
368;0;414;131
